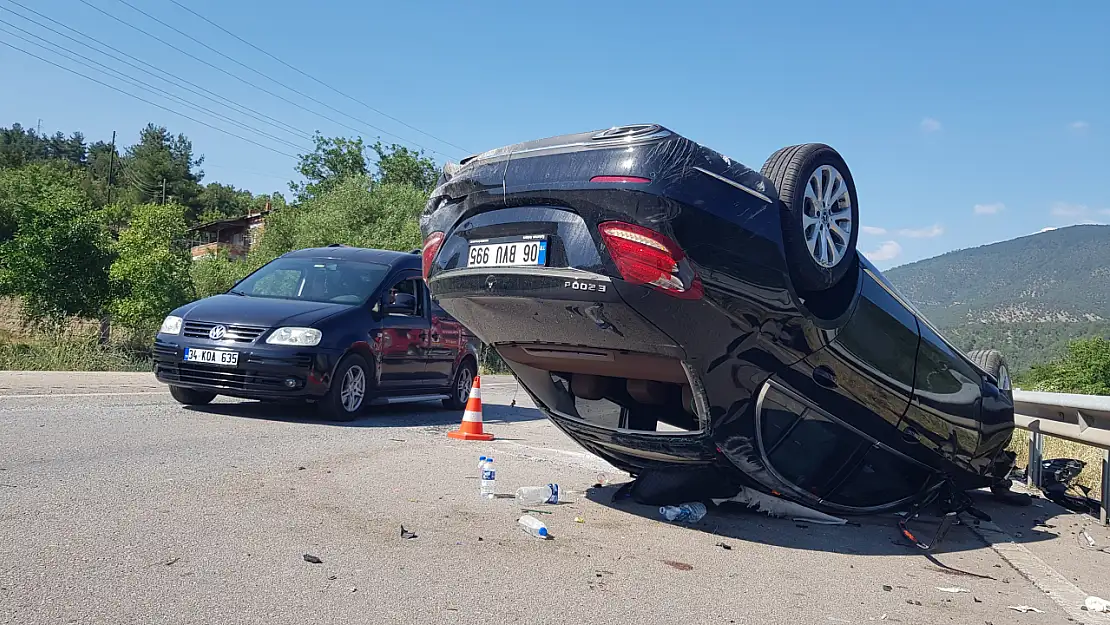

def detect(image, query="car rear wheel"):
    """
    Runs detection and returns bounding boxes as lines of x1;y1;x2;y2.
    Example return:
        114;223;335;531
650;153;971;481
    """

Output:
319;355;369;422
443;359;476;410
760;143;860;292
169;385;217;406
967;348;1012;394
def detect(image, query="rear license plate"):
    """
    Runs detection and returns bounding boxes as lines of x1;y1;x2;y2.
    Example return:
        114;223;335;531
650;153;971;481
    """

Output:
183;347;239;367
467;236;547;268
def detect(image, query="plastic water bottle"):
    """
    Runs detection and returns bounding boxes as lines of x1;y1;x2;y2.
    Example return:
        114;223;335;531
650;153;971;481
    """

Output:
518;515;550;539
480;457;495;499
478;455;487;476
515;484;560;505
659;502;707;523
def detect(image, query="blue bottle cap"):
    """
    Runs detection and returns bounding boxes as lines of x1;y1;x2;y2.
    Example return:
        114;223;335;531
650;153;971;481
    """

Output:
537;527;548;537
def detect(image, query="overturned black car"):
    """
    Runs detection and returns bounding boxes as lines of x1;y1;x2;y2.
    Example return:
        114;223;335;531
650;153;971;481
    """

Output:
419;124;1018;522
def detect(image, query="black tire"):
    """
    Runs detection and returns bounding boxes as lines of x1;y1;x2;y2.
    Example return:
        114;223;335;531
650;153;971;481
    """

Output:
319;354;371;422
966;348;1012;395
760;143;860;292
169;385;216;406
443;358;476;410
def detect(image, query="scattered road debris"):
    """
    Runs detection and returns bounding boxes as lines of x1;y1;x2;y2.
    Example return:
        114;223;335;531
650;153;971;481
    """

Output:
716;542;732;551
521;508;552;515
882;585;892;592
936;586;970;593
327;575;337;581
302;554;323;564
518;515;550;539
574;517;585;524
660;502;707;523
662;560;693;571
1085;596;1110;613
1007;606;1044;613
400;525;417;540
296;466;305;471
904;599;922;606
164;556;179;566
1081;530;1097;548
712;487;847;525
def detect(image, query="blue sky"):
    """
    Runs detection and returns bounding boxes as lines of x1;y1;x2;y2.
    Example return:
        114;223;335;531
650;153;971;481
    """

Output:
1;0;1106;268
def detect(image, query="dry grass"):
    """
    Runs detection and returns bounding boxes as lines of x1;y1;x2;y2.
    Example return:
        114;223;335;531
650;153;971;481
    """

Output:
1007;431;1105;499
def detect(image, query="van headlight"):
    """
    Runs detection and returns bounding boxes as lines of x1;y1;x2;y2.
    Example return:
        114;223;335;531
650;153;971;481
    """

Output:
266;327;322;346
159;316;183;335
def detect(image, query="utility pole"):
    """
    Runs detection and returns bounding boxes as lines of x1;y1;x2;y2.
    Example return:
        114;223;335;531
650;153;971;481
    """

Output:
99;130;117;348
106;130;116;205
161;178;167;205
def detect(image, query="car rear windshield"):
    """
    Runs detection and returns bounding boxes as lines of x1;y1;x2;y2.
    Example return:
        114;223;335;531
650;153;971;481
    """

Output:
230;257;391;305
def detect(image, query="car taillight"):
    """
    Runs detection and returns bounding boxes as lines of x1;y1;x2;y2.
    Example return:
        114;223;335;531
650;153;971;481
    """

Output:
422;231;445;280
597;221;702;299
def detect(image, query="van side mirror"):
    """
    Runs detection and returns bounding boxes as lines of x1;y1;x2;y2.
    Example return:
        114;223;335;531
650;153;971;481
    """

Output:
384;293;417;315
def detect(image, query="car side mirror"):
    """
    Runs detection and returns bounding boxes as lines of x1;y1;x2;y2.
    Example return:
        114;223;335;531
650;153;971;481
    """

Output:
384;293;416;314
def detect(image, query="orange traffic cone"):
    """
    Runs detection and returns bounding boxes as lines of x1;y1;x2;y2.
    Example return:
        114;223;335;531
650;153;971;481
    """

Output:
447;374;495;441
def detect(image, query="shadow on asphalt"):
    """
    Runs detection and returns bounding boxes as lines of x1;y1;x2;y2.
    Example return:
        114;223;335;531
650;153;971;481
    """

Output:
182;399;544;428
583;482;1078;558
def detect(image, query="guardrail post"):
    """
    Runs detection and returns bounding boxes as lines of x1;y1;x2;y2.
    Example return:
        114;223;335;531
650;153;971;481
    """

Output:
1027;430;1043;489
1102;450;1110;525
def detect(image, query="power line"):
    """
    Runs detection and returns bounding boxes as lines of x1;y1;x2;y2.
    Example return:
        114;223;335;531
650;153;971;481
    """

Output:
0;19;311;153
0;0;311;142
79;0;450;158
165;0;471;156
0;39;300;159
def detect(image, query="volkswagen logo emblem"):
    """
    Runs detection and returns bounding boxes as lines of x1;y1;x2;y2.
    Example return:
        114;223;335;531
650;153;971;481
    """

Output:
208;325;227;340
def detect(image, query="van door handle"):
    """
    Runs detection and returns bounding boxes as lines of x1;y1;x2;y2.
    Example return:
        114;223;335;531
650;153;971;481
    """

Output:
813;365;837;388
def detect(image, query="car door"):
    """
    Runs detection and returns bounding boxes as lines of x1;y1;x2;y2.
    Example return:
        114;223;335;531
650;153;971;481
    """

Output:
424;299;461;387
898;320;984;468
377;273;432;388
764;268;922;501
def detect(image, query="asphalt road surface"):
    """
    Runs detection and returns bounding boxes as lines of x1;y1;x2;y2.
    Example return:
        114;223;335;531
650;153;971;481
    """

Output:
3;372;1110;624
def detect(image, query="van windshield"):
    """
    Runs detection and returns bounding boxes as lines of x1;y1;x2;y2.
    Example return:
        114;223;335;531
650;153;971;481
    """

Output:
229;257;391;305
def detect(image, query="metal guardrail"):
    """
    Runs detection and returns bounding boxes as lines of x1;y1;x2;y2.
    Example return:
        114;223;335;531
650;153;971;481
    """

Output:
1012;389;1110;524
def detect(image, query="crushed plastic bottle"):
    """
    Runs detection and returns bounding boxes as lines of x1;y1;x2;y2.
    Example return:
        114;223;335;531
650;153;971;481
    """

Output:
518;514;550;539
659;502;707;523
515;484;560;505
479;457;495;499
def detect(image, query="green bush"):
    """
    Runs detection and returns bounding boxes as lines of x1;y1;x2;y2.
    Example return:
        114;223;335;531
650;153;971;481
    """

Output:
108;203;194;332
1016;337;1110;395
0;333;149;371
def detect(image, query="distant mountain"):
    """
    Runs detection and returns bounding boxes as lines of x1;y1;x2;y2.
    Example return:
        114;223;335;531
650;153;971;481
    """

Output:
882;225;1110;372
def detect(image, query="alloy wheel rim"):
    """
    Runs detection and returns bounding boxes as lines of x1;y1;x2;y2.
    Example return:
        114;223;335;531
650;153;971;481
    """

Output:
457;368;472;403
802;164;853;268
341;365;366;412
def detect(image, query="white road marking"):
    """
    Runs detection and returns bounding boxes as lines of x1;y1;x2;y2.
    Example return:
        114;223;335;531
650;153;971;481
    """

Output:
973;520;1104;624
0;391;165;400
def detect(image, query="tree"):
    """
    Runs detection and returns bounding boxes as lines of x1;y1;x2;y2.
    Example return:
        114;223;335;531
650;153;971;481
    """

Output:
0;162;111;322
119;124;203;217
1017;337;1110;395
195;182;254;224
109;202;193;330
256;175;424;260
290;132;368;202
370;141;438;192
